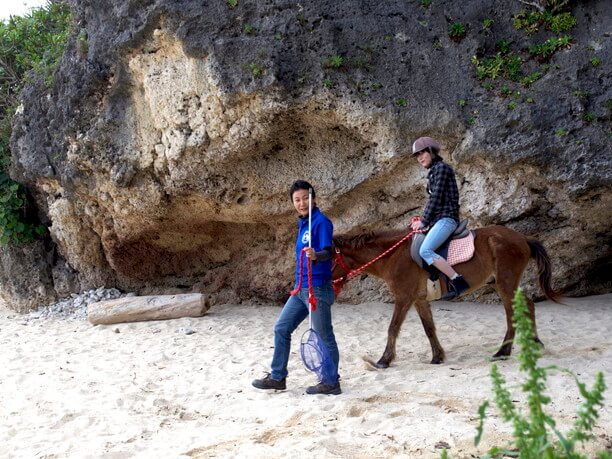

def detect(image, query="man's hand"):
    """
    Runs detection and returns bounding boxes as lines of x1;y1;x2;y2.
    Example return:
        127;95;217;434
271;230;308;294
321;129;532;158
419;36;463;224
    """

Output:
304;247;317;260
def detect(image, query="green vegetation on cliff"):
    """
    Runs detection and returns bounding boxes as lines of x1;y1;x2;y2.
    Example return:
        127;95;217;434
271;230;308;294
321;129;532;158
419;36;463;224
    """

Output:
0;0;71;245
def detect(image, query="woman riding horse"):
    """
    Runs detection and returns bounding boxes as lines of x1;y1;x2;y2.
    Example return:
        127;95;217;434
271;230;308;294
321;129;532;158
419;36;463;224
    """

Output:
411;136;469;300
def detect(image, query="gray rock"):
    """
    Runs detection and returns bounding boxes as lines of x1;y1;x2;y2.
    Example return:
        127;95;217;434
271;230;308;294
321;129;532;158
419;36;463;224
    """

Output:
1;0;610;312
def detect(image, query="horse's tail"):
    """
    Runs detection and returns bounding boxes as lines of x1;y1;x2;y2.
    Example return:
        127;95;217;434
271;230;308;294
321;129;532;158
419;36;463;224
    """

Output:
527;238;562;303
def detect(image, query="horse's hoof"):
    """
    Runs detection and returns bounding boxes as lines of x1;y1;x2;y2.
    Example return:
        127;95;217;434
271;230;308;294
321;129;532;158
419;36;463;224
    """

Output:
375;360;390;369
430;357;443;364
490;354;510;362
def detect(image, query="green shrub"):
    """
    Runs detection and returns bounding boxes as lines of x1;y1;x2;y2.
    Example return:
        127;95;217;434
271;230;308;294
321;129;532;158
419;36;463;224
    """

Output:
548;12;576;33
589;57;601;67
420;0;432;8
513;10;576;36
474;288;609;459
472;53;523;82
0;175;45;245
322;55;344;69
529;36;572;59
521;71;544;87
396;98;407;107
247;63;263;77
448;22;467;41
512;10;542;35
227;0;238;8
0;1;71;245
483;18;493;30
582;112;595;123
496;39;511;54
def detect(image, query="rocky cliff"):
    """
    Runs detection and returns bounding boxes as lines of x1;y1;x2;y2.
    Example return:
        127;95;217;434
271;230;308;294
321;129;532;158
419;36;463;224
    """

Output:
2;0;611;312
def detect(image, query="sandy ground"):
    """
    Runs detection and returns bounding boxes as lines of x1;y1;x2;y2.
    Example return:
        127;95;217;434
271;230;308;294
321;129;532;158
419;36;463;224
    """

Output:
1;294;611;459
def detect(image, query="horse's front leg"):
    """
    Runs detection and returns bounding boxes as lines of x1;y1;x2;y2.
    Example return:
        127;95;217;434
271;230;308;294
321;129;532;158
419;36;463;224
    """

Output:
376;300;412;368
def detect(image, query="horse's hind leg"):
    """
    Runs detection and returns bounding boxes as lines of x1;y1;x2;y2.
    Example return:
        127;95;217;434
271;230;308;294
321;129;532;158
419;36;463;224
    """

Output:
493;278;542;359
527;296;543;347
414;299;445;364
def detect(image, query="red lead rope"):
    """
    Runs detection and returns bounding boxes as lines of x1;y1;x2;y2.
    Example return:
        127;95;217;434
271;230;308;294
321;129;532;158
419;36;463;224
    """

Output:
332;217;425;294
290;248;317;311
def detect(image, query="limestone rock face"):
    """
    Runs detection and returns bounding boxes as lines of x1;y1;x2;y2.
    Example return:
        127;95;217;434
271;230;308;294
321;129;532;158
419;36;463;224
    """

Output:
4;0;611;311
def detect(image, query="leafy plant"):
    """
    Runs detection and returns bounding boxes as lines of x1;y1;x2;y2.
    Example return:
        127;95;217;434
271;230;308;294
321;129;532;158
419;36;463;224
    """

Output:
371;82;382;90
396;98;407;107
458;99;467;107
521;71;544;87
0;176;45;245
227;0;238;8
513;9;576;36
525;97;535;103
549;12;576;33
555;128;568;137
420;0;432;8
275;32;283;40
247;63;263;77
508;101;518;109
243;24;254;35
483;18;494;30
323;55;345;69
448;22;467;41
573;90;588;100
474;288;608;459
0;1;70;245
582;112;595;123
528;36;572;60
496;39;511;54
512;10;542;35
323;79;333;89
471;54;523;82
589;57;601;67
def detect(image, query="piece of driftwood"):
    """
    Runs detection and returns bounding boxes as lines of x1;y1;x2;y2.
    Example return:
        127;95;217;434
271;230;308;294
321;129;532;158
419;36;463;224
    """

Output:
87;293;210;325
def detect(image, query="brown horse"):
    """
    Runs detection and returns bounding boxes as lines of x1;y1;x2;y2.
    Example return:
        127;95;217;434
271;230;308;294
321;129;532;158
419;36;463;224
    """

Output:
332;225;561;368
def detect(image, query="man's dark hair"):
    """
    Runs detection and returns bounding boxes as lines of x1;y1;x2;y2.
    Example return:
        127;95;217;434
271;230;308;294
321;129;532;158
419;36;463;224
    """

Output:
289;180;315;199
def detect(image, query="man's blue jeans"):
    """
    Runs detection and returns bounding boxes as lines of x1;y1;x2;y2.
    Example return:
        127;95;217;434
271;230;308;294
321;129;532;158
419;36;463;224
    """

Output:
270;282;339;383
419;217;458;265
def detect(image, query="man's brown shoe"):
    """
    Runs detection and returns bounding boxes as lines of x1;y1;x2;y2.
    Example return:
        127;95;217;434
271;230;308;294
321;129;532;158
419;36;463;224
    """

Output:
252;373;286;390
305;381;341;395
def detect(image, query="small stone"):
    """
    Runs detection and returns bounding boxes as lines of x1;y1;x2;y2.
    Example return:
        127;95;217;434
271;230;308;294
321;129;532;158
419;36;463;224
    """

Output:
178;327;196;335
113;327;120;333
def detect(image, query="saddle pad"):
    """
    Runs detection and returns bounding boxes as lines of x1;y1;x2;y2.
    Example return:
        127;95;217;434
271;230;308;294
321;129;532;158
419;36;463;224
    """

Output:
448;231;475;266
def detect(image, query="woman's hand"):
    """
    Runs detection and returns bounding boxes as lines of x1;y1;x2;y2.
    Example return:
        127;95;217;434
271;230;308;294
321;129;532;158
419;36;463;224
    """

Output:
411;217;424;231
304;247;317;260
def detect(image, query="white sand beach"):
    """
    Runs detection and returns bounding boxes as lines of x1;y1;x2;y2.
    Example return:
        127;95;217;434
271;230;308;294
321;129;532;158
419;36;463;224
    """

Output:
1;294;611;458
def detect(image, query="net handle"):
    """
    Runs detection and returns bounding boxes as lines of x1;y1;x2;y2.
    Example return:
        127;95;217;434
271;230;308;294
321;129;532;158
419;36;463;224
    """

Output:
308;188;313;329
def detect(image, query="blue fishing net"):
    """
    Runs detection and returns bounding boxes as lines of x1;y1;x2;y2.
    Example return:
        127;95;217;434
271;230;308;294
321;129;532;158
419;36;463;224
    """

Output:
300;328;336;385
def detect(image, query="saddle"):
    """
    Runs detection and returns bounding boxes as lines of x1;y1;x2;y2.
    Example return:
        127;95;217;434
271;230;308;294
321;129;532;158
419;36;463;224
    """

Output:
410;219;476;281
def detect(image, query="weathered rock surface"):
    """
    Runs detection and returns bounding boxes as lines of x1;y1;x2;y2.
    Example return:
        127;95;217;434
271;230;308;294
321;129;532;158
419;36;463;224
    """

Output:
4;0;611;311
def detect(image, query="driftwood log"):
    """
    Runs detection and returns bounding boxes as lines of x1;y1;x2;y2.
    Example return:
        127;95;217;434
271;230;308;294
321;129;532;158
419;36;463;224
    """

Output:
87;293;210;325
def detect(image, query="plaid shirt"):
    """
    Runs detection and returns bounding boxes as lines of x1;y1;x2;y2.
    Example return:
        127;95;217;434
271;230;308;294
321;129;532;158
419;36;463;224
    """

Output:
421;159;459;227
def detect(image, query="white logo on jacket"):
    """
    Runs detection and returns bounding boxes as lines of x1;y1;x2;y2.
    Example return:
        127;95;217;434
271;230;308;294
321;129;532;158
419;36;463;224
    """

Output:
301;231;310;244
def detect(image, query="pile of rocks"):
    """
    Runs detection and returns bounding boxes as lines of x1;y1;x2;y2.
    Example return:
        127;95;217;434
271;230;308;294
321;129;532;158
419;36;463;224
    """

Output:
26;287;132;321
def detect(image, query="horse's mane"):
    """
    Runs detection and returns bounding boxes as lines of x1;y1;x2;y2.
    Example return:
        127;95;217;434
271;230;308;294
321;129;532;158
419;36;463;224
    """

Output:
333;229;409;250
